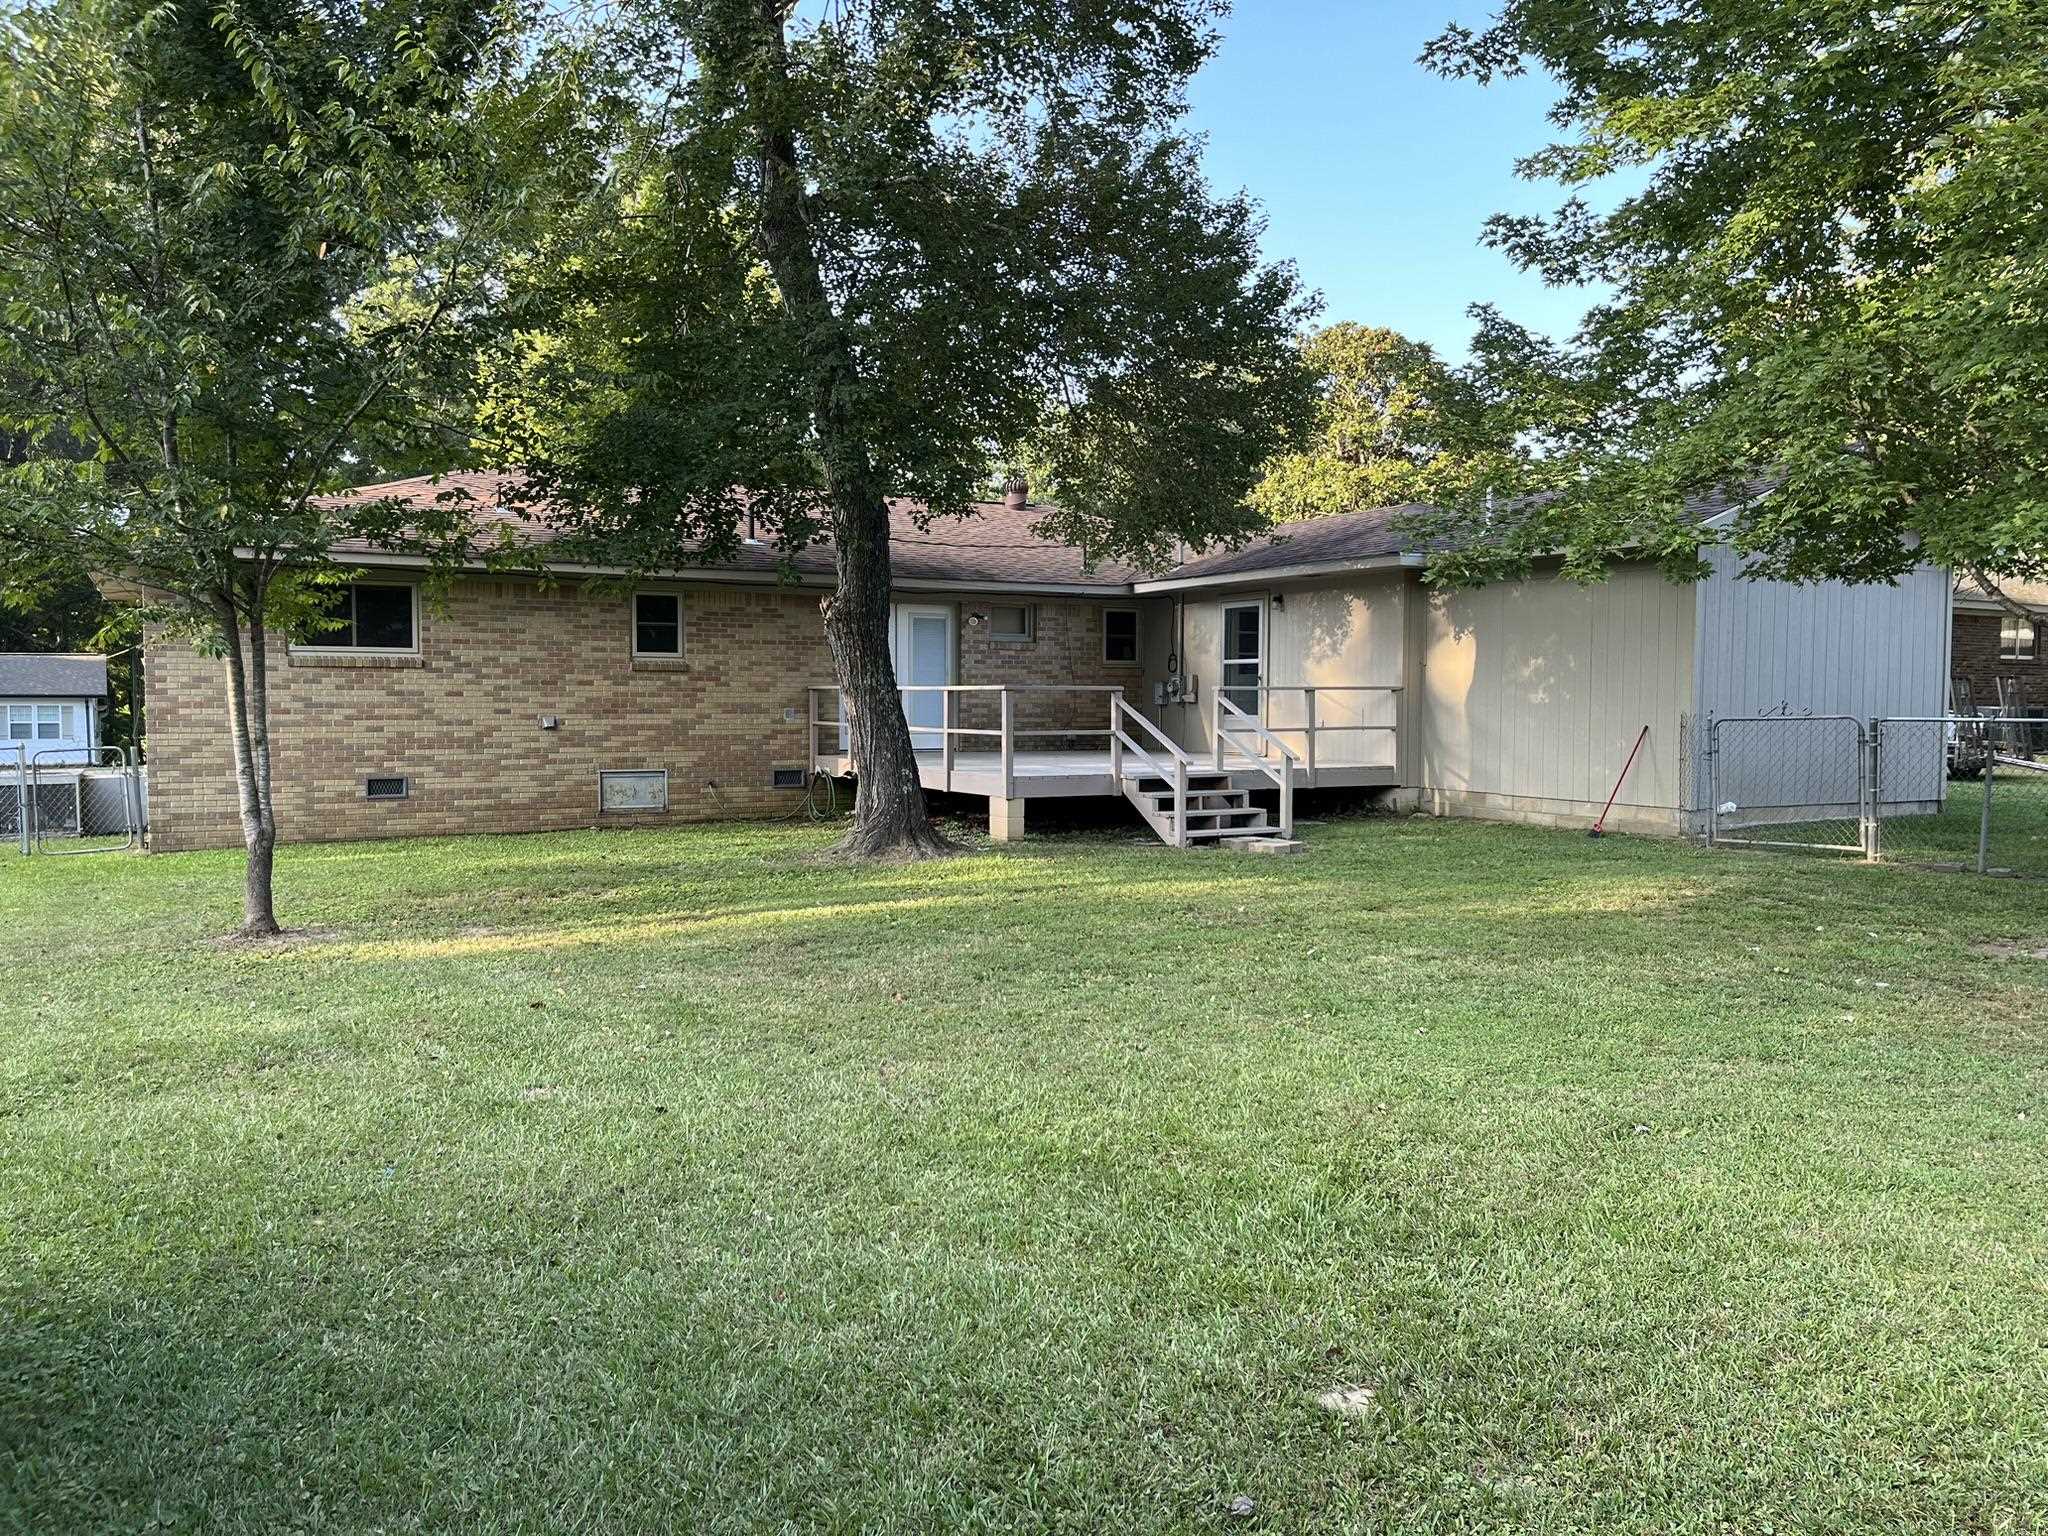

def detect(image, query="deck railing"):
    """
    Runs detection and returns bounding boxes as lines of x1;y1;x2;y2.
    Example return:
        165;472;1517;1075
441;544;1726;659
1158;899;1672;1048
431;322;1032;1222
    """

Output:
1109;693;1198;846
1214;694;1298;839
1216;685;1402;784
807;683;1128;799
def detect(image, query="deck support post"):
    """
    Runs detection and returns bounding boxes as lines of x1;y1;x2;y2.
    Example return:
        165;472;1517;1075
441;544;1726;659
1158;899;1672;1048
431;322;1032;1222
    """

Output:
1302;686;1316;786
1109;689;1124;783
999;687;1016;799
942;689;957;792
989;795;1026;843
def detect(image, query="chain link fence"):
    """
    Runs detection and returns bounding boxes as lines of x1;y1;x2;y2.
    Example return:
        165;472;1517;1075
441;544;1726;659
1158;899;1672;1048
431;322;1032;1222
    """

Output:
1705;715;2048;878
1873;717;2048;876
4;746;144;855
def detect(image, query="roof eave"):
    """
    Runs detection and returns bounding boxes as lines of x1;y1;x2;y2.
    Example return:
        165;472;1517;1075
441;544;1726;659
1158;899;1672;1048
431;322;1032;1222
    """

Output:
1132;551;1424;594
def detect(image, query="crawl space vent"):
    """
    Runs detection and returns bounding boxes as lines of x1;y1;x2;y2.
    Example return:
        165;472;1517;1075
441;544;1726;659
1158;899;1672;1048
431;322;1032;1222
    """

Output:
771;767;807;790
364;776;409;801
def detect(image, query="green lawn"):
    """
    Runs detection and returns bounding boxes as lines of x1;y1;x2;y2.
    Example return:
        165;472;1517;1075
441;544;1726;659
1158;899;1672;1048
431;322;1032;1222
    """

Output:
2;815;2044;1533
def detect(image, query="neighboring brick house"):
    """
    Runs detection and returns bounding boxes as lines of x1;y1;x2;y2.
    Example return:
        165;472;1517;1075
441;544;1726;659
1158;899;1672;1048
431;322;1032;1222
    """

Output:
140;473;1163;852
1951;575;2047;715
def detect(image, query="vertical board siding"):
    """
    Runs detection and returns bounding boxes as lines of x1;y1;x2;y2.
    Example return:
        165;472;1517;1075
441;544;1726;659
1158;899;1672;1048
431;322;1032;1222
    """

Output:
1159;575;1405;764
1264;575;1405;767
1690;548;1951;810
1417;563;1697;812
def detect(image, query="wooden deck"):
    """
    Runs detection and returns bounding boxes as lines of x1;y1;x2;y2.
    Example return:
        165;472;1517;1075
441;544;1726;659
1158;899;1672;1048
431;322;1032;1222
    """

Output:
814;747;1399;800
808;682;1403;845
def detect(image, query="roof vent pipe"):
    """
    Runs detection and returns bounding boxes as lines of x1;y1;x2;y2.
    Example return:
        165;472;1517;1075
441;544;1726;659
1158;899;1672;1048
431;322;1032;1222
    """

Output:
1003;473;1030;510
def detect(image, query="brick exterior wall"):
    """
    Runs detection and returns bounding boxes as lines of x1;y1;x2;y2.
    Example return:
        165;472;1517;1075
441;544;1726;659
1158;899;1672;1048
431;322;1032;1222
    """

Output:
954;597;1157;742
142;578;1161;851
1952;609;2044;714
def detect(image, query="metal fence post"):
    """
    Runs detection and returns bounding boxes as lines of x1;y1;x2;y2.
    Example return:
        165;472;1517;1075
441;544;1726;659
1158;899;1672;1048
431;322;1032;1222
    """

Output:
126;745;145;850
12;744;26;856
1977;733;1995;876
1861;722;1879;862
1704;719;1719;847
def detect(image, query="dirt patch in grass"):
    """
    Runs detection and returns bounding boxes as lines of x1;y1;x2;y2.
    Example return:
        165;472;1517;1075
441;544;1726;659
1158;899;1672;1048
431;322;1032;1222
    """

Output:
207;926;341;953
1971;938;2048;960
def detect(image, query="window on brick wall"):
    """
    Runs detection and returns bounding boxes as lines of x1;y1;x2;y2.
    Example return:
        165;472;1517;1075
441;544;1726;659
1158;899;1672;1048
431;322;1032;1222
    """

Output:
634;592;683;656
298;583;417;651
2001;614;2037;662
1103;608;1139;664
987;603;1033;642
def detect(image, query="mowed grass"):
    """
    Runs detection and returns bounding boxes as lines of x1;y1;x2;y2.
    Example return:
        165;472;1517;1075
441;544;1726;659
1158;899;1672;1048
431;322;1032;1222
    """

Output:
2;814;2045;1534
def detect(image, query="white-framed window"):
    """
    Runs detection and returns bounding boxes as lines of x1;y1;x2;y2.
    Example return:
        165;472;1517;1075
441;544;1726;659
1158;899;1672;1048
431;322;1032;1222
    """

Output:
2000;614;2037;662
1103;607;1140;665
6;703;73;741
297;582;418;653
988;602;1033;643
633;592;683;656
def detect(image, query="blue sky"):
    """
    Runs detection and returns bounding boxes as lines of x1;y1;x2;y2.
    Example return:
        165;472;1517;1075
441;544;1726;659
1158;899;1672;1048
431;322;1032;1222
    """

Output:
1185;2;1599;361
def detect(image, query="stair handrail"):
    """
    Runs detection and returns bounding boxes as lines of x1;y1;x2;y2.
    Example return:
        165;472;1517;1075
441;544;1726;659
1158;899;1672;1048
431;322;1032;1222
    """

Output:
1214;693;1297;839
1110;694;1195;847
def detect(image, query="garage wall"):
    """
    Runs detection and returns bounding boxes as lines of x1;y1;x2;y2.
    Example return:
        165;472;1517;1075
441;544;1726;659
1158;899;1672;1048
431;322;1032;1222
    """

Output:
1692;547;1950;723
1416;561;1697;830
1689;545;1952;814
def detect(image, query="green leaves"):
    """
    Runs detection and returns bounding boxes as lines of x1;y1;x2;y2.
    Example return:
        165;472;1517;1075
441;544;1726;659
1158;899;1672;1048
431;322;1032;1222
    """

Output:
1247;324;1459;525
0;0;564;628
1420;0;2048;586
498;0;1311;572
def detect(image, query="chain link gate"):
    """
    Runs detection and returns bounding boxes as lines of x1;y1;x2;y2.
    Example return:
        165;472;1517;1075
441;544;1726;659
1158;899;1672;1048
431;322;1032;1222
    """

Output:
1706;715;1870;855
17;746;144;854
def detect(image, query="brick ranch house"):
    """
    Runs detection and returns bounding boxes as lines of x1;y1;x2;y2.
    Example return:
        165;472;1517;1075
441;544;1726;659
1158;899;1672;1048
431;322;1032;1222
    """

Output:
134;470;1954;852
1950;575;2045;716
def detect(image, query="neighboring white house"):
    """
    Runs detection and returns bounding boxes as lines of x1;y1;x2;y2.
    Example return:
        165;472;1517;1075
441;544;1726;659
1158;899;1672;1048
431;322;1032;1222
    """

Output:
0;654;109;765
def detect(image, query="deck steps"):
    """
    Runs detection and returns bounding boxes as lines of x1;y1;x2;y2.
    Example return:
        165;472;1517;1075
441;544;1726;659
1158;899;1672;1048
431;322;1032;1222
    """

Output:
1121;770;1288;848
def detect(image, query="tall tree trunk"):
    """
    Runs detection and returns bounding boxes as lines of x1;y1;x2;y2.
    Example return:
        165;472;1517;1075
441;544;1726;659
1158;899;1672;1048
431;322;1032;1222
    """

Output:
219;599;282;936
753;4;950;857
822;487;950;856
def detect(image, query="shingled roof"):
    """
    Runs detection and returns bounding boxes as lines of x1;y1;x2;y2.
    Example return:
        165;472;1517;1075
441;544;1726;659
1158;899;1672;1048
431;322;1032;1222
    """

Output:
0;654;109;698
322;470;1153;590
316;470;1772;593
1954;574;2048;613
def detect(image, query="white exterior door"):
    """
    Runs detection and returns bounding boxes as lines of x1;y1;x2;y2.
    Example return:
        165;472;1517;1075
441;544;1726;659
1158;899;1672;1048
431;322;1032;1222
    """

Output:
891;604;954;751
1221;601;1264;720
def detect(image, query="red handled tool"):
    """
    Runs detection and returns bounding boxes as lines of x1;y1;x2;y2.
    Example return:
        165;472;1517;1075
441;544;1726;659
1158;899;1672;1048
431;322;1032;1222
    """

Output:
1589;725;1650;838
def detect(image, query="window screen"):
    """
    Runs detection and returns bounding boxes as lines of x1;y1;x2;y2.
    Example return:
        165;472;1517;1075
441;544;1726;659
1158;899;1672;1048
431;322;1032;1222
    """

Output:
635;593;682;655
988;603;1032;641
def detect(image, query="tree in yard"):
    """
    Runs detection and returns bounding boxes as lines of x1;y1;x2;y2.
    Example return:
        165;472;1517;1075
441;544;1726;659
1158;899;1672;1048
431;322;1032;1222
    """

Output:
494;0;1317;857
1414;2;2048;593
1248;323;1458;523
0;0;571;933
